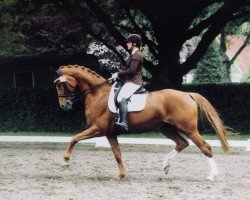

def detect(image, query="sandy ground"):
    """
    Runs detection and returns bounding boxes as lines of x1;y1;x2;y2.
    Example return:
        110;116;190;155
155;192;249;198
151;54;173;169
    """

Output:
0;142;249;200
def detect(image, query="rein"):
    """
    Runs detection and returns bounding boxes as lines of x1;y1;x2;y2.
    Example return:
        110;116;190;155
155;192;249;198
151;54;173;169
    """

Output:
69;80;110;102
55;69;111;103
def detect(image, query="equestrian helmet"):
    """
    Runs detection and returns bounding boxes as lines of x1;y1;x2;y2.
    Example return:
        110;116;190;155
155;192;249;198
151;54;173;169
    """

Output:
126;34;142;47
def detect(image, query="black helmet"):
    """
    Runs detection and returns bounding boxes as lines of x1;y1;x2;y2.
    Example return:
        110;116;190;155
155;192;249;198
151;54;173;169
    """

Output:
126;34;142;47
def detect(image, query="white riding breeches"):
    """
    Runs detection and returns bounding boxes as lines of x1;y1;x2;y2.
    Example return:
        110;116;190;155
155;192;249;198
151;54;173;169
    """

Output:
117;82;141;103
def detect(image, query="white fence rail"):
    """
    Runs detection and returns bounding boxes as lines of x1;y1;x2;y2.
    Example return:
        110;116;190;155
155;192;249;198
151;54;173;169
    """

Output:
0;136;249;152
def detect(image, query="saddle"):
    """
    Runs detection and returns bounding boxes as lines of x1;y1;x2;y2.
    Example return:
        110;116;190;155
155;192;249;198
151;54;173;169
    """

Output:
108;80;148;113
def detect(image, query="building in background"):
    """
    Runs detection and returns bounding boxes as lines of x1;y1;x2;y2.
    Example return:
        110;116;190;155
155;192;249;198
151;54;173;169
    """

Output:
0;53;99;88
182;35;250;84
226;35;250;82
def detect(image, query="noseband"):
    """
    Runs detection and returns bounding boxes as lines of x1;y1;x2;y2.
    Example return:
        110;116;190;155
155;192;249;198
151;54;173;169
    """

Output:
54;69;110;103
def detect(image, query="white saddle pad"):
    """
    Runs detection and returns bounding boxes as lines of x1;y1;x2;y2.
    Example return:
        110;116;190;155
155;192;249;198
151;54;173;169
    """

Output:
108;83;148;113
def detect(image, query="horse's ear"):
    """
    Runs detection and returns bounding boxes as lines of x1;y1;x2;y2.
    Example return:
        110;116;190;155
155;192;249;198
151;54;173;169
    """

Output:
50;67;62;76
55;70;62;76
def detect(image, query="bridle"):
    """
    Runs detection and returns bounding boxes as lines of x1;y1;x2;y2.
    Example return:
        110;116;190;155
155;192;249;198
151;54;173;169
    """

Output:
54;69;111;104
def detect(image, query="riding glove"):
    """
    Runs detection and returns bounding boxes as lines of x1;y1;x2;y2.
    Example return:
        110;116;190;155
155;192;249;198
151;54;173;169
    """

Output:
111;72;118;81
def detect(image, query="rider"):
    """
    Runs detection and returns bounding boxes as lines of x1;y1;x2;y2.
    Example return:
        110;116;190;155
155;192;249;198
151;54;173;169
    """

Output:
111;34;144;131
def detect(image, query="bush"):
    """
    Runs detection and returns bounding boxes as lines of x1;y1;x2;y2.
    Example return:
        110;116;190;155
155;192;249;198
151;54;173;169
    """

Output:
0;87;86;133
193;41;226;84
182;83;250;134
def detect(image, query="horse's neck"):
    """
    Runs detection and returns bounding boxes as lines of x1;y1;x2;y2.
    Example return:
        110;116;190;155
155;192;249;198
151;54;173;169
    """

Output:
62;66;110;100
76;71;111;100
77;72;105;91
84;83;111;112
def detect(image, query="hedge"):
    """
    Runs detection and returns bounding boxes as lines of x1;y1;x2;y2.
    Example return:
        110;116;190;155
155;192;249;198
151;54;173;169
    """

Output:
0;87;85;133
181;83;250;134
0;83;249;134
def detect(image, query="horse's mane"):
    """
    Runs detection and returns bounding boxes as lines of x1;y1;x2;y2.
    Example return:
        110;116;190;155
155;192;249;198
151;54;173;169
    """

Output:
59;64;103;79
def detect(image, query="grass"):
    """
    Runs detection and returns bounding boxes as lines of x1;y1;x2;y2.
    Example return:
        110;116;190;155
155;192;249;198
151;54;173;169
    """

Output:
119;132;250;140
0;131;249;140
0;131;72;137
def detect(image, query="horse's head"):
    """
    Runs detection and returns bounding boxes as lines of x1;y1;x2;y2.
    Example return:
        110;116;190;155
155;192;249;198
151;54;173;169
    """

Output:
53;65;111;110
54;69;78;110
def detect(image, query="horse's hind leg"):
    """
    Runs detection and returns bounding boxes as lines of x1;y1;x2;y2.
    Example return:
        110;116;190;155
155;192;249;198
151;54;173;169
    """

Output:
160;124;189;174
63;125;101;165
106;135;126;180
185;130;219;181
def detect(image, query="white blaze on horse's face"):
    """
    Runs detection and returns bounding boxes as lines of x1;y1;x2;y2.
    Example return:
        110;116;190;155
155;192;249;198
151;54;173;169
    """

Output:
54;75;77;110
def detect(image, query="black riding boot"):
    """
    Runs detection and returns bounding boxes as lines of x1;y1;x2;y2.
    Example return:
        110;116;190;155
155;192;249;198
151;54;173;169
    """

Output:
116;98;128;131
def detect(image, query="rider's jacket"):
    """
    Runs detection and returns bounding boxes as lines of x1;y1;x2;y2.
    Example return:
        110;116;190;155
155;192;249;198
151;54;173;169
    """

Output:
118;50;143;85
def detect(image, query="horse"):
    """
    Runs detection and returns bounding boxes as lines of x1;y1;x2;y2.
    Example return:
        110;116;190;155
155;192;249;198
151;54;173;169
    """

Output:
53;64;229;181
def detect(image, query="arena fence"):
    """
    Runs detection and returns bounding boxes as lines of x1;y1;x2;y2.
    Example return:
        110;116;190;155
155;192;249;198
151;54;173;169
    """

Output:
0;136;249;151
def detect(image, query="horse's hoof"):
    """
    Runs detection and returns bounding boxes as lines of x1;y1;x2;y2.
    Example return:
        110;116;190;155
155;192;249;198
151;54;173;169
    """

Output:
60;162;70;171
164;164;170;174
206;175;214;181
62;161;70;167
114;175;125;181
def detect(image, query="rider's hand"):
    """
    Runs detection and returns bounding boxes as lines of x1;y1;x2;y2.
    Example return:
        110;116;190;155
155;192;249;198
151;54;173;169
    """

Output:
111;72;118;81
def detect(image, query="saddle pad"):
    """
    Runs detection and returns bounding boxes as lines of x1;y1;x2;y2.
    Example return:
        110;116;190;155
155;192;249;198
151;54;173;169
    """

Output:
108;83;148;113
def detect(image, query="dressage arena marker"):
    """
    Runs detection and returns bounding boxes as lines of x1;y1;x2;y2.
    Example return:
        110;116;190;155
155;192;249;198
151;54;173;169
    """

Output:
0;136;249;151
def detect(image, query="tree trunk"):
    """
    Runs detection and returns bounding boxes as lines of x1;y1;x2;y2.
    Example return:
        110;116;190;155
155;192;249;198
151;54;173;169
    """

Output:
148;62;183;90
220;29;231;82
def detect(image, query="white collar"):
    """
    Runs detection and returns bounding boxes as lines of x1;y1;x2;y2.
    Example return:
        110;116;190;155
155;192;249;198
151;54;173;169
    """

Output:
131;47;139;55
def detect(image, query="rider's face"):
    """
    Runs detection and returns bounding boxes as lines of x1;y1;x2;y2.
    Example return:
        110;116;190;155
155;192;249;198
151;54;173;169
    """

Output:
126;42;133;50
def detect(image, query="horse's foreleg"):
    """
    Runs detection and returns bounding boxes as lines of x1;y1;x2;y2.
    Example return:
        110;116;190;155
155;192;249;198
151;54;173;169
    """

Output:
160;125;189;174
106;135;126;180
63;126;101;165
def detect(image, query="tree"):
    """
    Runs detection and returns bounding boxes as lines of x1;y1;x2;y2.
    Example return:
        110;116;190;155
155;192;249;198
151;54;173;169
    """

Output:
11;1;91;54
11;0;250;89
0;0;27;54
78;0;250;88
193;41;225;83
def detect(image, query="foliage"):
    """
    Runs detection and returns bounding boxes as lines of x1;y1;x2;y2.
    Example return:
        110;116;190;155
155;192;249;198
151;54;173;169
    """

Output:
190;2;222;29
188;3;250;84
14;2;89;54
1;0;250;88
181;83;250;134
0;87;86;133
193;41;225;83
0;0;27;54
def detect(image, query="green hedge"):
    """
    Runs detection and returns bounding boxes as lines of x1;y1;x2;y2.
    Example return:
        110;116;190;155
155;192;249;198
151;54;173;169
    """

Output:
0;83;249;134
181;83;250;134
0;87;86;133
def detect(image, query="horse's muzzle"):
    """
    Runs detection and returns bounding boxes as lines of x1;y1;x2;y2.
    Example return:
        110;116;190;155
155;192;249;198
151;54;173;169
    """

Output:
60;100;73;110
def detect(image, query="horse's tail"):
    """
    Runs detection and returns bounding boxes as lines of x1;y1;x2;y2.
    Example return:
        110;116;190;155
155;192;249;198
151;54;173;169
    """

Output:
189;93;229;153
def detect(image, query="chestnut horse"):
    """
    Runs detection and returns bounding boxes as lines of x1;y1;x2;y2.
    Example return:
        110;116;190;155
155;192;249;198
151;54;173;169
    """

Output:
54;65;229;181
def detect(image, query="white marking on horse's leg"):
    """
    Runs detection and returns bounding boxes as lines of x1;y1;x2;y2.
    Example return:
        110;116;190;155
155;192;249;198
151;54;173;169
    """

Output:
163;149;178;174
62;161;70;166
206;157;219;181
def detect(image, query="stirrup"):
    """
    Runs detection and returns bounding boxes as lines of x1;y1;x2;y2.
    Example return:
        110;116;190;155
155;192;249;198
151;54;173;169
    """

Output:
115;121;128;131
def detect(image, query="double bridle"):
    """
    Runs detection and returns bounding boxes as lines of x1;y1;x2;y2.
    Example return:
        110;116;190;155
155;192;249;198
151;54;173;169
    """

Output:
54;69;111;103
